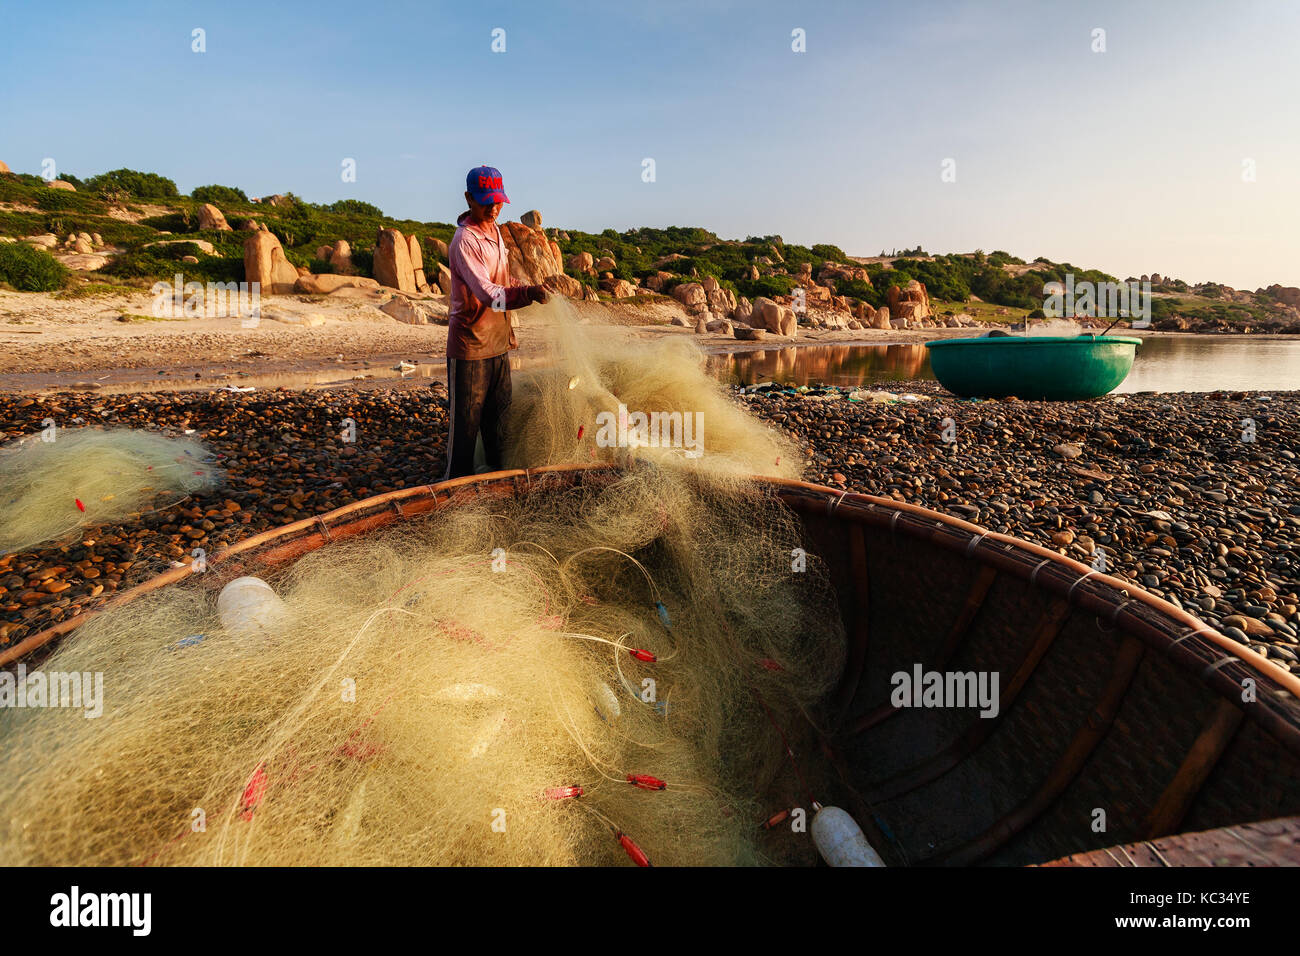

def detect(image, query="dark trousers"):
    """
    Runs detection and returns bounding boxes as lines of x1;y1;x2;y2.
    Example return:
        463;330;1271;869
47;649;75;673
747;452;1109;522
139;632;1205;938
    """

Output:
443;354;512;480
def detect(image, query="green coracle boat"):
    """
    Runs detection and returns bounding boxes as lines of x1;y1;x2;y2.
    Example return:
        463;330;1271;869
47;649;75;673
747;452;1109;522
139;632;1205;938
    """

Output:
924;334;1142;400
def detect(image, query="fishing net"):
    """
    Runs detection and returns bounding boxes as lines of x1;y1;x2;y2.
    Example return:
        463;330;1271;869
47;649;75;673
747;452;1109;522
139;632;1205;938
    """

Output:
0;428;223;556
504;300;801;480
0;300;847;866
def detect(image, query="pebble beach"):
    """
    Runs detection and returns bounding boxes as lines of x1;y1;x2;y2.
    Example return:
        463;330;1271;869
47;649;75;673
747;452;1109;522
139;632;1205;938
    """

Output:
1;383;1297;676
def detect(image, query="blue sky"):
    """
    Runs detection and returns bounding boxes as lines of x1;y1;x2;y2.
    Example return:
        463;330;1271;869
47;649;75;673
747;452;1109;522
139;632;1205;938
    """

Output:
2;0;1297;288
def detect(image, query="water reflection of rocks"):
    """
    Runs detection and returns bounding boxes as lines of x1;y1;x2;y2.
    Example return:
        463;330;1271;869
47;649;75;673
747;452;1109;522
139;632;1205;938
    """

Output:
709;344;931;388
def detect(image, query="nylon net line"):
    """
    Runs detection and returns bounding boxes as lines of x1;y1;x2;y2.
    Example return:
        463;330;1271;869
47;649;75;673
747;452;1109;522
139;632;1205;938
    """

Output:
0;300;847;866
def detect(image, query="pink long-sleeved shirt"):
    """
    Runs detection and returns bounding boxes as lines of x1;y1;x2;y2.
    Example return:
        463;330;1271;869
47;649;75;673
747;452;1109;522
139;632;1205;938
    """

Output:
446;211;531;360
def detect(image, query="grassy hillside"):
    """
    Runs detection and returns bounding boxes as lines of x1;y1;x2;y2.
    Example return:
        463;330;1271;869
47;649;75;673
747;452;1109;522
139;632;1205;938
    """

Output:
1;167;1296;332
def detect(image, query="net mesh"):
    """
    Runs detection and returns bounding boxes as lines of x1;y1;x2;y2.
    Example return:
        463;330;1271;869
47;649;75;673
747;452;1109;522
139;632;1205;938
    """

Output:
0;301;846;866
0;428;223;556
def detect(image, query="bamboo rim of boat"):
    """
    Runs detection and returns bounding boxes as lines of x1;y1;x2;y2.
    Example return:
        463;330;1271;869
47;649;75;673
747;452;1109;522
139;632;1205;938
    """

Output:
5;462;1298;749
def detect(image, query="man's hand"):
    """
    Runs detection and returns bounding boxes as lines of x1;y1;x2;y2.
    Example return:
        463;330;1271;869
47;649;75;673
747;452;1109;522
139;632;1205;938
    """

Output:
527;284;551;305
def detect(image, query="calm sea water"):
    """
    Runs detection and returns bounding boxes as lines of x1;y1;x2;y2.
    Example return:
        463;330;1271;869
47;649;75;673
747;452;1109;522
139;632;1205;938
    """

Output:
707;335;1300;394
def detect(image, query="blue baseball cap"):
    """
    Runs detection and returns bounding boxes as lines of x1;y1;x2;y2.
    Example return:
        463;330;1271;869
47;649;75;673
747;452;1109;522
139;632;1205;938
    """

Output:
466;165;509;205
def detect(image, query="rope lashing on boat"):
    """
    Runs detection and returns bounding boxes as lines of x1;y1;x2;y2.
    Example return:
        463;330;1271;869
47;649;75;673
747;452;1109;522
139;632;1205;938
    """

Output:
1201;656;1241;680
1097;597;1135;633
826;489;850;517
1067;569;1100;601
1029;558;1053;586
1167;626;1220;656
965;531;990;557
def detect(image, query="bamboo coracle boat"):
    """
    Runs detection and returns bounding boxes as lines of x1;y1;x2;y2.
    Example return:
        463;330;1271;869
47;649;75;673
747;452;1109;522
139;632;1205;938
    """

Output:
5;464;1299;867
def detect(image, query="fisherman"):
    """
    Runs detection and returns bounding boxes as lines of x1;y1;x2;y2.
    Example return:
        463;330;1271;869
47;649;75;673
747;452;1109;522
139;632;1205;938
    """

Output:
442;165;551;480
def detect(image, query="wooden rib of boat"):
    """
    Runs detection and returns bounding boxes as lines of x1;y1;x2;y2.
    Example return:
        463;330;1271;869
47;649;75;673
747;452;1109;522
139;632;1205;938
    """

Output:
6;463;1299;866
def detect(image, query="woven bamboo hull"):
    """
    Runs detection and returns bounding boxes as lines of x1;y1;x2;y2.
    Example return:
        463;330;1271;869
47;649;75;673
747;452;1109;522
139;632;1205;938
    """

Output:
7;464;1300;865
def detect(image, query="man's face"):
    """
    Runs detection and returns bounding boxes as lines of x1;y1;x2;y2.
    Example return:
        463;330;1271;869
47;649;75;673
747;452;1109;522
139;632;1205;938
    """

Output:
466;194;503;225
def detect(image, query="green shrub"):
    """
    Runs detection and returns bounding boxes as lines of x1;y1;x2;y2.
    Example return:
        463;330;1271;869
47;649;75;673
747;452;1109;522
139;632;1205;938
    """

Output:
101;251;173;279
349;248;374;277
811;243;847;262
192;184;248;206
34;188;102;214
838;278;881;307
83;168;179;199
140;211;193;232
734;275;798;300
0;210;47;238
325;199;384;217
0;242;69;291
148;241;207;261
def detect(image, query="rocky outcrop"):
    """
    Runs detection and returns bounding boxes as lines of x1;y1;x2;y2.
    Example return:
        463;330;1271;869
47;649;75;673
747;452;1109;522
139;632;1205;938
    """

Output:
244;231;299;295
293;274;381;295
567;252;595;275
1264;285;1300;309
672;282;707;313
380;294;449;326
751;297;797;337
520;210;543;230
544;274;585;299
594;255;616;273
47;180;76;191
374;228;416;293
197;203;232;231
0;161;9;174
734;297;753;325
702;276;737;316
146;238;217;255
407;234;430;292
887;279;931;322
600;277;637;298
643;271;673;292
329;240;355;274
55;253;108;271
499;216;575;293
819;262;870;285
427;237;449;260
435;262;451;295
